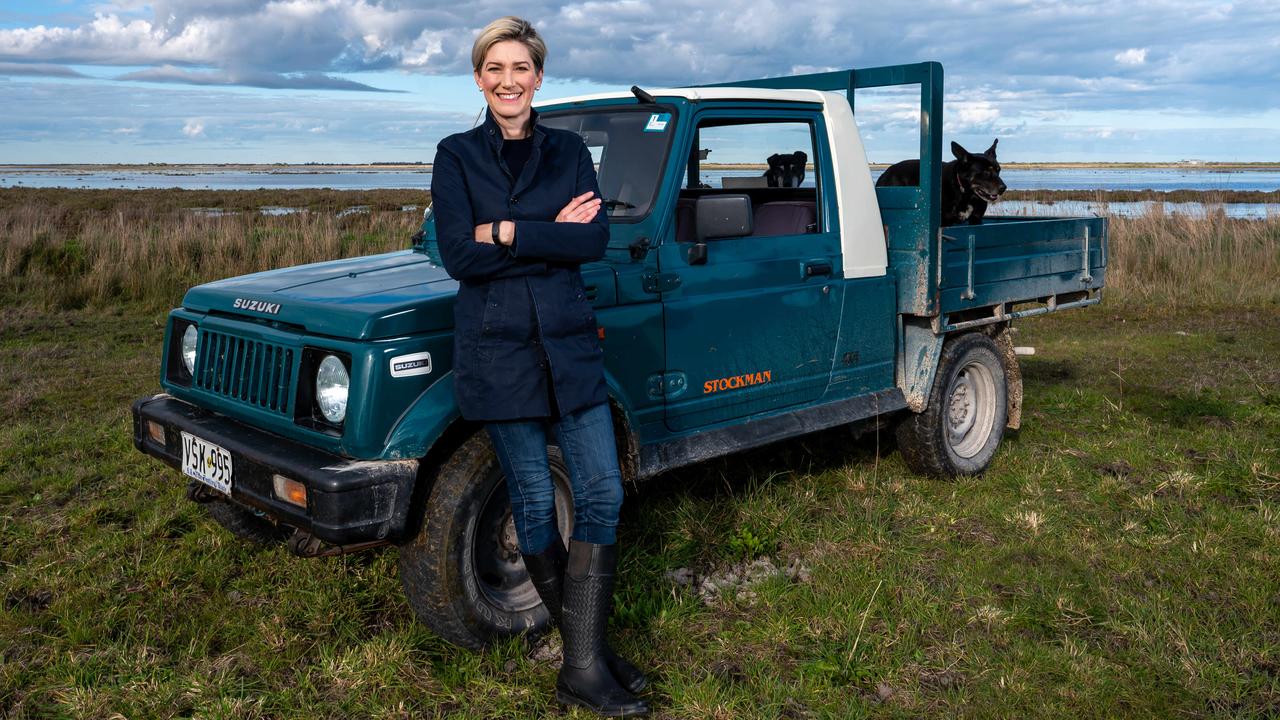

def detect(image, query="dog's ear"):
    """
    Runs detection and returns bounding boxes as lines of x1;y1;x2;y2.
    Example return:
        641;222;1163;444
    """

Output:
984;139;999;159
951;141;970;161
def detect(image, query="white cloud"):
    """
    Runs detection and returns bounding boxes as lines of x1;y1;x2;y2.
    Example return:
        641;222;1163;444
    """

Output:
2;0;1280;162
400;28;447;69
182;119;204;137
1115;48;1147;66
951;101;1001;129
0;76;475;162
2;0;1278;117
118;64;397;91
0;62;88;78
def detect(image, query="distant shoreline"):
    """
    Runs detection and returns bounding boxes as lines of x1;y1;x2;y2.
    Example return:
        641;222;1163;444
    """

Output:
2;186;1276;205
0;163;432;173
4;161;1280;173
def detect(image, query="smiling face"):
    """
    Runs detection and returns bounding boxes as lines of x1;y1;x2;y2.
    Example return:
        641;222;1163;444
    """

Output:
475;40;544;137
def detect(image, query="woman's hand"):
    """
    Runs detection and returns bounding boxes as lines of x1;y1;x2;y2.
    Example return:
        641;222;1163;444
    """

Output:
556;191;602;224
471;192;599;247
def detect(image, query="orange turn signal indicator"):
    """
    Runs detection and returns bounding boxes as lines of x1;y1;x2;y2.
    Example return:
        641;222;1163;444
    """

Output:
272;474;308;508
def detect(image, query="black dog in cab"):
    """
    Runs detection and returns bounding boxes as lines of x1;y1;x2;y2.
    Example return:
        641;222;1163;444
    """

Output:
763;151;807;187
876;140;1007;226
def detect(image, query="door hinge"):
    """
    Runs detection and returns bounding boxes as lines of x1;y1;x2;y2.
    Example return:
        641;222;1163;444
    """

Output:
642;272;681;294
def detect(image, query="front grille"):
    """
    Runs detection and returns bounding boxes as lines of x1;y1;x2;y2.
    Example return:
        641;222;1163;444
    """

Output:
194;330;295;415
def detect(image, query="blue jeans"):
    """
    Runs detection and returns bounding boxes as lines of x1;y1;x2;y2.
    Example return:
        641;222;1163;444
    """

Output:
486;402;624;555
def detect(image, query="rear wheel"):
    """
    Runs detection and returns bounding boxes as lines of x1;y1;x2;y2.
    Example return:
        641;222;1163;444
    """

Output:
398;431;574;649
897;332;1008;477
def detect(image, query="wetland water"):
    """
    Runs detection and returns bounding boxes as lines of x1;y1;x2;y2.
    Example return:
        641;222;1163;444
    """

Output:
0;168;433;191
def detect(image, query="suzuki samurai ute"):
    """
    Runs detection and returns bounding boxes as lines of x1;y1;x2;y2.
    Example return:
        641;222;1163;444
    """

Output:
132;63;1108;649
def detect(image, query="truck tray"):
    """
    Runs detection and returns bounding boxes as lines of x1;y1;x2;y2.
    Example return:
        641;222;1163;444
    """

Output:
936;215;1107;329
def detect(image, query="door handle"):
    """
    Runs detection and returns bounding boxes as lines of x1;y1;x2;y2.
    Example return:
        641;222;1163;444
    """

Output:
804;261;832;278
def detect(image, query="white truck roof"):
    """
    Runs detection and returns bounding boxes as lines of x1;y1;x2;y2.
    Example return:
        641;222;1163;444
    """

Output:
535;87;829;105
536;88;888;279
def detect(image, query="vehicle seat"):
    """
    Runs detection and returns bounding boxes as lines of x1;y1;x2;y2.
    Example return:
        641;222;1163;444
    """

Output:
752;201;817;237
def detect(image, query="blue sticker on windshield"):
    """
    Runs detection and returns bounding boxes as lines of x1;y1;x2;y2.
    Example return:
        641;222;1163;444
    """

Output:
643;113;671;132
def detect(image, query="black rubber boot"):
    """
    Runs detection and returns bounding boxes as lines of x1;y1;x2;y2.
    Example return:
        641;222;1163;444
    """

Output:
554;540;650;717
522;539;648;694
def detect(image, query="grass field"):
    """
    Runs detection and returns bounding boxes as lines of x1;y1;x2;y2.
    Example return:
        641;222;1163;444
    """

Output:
1;189;1278;718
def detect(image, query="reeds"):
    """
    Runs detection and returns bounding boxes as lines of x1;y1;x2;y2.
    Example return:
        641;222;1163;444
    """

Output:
1105;205;1280;308
1;189;423;310
1;188;1276;310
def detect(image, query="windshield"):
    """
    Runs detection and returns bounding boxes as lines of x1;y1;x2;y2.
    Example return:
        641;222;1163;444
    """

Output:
538;107;675;222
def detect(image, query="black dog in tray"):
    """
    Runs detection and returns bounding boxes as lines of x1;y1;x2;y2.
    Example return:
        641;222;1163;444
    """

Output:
876;139;1007;226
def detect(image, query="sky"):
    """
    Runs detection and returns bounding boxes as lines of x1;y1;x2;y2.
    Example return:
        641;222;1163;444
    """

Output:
1;1;1279;164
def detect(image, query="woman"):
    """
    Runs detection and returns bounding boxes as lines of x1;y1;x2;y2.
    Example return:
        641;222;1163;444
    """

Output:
429;16;650;718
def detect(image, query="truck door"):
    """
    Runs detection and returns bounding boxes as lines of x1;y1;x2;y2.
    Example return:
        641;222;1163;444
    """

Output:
659;110;843;432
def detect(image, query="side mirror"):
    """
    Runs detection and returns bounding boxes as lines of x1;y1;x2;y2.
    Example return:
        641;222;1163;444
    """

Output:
695;194;753;242
412;205;434;248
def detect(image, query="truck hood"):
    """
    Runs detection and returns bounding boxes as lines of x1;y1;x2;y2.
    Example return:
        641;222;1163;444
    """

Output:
182;250;460;340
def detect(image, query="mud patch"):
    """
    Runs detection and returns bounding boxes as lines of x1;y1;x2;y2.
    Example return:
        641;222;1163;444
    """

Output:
4;588;53;612
1096;459;1135;478
665;556;811;606
526;634;561;666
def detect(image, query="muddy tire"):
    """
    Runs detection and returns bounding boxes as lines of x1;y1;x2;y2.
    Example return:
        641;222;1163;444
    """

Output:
398;431;574;650
204;498;290;545
897;332;1008;477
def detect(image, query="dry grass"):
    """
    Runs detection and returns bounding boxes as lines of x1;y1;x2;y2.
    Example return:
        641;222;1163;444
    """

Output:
1106;209;1280;307
0;189;423;309
1;188;1277;310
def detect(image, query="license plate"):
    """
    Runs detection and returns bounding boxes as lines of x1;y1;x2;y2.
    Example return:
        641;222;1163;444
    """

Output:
181;431;234;495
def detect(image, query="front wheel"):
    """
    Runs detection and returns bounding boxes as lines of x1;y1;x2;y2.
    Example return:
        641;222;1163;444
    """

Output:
897;332;1009;477
398;431;574;649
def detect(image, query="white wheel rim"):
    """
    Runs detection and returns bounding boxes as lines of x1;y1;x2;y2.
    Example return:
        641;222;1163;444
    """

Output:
946;360;997;458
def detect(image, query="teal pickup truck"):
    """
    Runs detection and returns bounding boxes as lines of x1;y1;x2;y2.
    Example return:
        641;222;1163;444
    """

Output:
132;62;1107;649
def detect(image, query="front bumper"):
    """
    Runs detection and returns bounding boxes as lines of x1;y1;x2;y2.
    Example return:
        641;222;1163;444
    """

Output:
132;394;418;545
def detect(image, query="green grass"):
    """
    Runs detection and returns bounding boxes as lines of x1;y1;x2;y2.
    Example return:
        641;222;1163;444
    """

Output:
2;296;1277;718
2;188;1278;716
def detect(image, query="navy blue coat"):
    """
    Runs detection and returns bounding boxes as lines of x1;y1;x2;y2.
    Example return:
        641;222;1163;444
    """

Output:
431;108;610;422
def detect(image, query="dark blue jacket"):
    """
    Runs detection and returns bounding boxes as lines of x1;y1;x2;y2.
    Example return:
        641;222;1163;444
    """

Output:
431;108;610;421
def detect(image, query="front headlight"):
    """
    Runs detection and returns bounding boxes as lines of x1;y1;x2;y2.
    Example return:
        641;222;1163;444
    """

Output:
181;325;198;374
316;354;350;423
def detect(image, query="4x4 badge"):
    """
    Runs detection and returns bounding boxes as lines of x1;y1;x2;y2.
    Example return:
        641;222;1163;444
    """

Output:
232;298;281;315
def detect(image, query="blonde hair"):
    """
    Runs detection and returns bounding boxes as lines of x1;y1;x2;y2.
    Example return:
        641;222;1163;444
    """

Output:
471;16;547;73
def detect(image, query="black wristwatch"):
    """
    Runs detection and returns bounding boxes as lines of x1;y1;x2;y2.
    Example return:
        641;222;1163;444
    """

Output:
491;221;502;245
